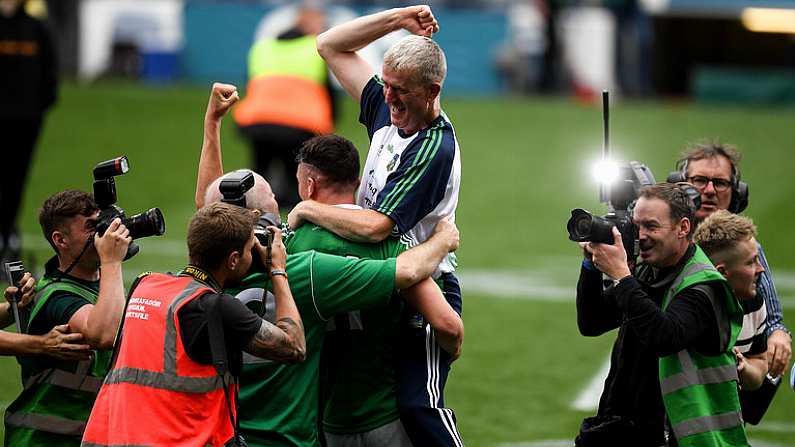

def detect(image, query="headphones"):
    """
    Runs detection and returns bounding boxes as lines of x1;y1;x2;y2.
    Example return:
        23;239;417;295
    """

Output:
666;158;749;214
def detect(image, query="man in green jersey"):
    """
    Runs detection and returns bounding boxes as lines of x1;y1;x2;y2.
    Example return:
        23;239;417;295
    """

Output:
194;82;460;446
293;134;463;446
5;190;131;446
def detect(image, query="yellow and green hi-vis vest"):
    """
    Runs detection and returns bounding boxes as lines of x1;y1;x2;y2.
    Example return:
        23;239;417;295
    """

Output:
659;246;748;447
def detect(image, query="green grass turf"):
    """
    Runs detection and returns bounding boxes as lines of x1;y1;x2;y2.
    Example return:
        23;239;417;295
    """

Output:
1;81;794;445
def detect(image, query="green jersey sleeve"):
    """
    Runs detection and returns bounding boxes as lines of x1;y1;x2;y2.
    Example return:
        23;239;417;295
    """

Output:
286;250;396;321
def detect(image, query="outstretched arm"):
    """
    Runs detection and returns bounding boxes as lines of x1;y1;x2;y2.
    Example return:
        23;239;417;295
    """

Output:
317;5;439;102
195;83;239;209
403;278;463;359
394;218;458;289
288;201;394;242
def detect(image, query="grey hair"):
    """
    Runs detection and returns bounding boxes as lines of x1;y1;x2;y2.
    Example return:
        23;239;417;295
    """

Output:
205;169;279;215
383;35;446;86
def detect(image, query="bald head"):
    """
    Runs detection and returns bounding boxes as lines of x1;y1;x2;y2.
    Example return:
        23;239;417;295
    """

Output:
205;170;279;215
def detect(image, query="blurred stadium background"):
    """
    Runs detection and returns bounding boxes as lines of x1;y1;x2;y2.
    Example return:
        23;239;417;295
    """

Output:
2;0;794;445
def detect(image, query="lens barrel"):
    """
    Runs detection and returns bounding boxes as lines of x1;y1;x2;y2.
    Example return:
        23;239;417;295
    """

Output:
124;208;166;240
567;208;615;244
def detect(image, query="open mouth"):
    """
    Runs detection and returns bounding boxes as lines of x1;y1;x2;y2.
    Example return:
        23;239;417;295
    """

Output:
390;103;406;116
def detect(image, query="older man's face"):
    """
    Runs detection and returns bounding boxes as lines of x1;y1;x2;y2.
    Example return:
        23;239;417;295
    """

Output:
382;66;433;135
686;155;733;221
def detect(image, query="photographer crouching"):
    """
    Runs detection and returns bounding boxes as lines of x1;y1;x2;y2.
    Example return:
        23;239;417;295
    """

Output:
81;202;305;447
574;183;748;447
4;190;131;446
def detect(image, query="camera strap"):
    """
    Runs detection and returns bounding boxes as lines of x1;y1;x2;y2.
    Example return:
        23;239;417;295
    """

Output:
205;293;244;446
53;236;95;283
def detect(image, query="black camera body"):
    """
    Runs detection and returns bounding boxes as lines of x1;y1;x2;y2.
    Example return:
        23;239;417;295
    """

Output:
567;161;655;264
219;170;281;246
93;156;166;259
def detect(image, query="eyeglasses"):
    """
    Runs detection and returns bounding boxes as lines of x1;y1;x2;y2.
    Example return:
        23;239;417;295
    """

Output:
687;176;732;192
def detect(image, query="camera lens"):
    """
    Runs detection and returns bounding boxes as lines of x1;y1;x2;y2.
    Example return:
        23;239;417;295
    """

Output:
574;214;593;237
567;208;615;244
124;208;166;240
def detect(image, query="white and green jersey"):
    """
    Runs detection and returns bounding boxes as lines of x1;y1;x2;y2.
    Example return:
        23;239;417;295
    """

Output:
358;76;461;276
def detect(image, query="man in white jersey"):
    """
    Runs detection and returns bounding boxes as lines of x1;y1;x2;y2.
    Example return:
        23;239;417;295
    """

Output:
694;210;768;390
287;5;464;446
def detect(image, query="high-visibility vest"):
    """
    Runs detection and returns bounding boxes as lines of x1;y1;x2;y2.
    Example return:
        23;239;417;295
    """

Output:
4;274;110;447
233;35;334;134
81;273;237;447
659;246;748;447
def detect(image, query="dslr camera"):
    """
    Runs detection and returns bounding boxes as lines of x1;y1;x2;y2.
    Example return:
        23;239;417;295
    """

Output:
567;161;655;264
218;170;282;245
93;156;166;259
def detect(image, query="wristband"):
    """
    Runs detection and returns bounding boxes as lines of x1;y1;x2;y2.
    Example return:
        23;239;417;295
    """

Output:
270;269;288;280
582;259;596;271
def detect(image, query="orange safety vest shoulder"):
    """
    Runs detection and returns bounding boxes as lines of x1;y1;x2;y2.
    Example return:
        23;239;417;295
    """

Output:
233;36;334;134
81;273;237;447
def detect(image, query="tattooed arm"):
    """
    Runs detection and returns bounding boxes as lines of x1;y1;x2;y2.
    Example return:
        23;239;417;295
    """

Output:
244;227;306;363
245;316;306;364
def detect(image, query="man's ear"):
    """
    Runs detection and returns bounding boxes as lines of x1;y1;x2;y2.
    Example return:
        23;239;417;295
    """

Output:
51;230;67;252
307;177;316;199
428;83;441;101
678;218;691;240
226;250;241;271
715;262;728;277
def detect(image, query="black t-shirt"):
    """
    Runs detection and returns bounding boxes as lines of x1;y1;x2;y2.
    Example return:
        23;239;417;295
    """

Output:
28;258;98;336
177;291;262;376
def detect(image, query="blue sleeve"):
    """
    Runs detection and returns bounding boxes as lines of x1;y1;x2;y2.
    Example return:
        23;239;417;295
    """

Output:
756;243;788;335
358;76;391;140
373;124;455;234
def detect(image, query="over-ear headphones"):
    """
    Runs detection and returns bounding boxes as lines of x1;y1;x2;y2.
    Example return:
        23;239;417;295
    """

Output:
675;182;701;213
666;158;749;214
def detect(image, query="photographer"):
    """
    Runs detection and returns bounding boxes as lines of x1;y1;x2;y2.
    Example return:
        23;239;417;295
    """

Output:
82;202;306;447
671;142;791;379
4;190;130;446
0;275;90;359
575;183;747;447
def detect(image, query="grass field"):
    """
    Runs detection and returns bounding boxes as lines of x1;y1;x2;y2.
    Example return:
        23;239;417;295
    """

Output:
2;81;794;445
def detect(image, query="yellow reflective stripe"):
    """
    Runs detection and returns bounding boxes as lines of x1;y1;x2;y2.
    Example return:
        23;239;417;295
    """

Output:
5;411;85;436
672;411;744;439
